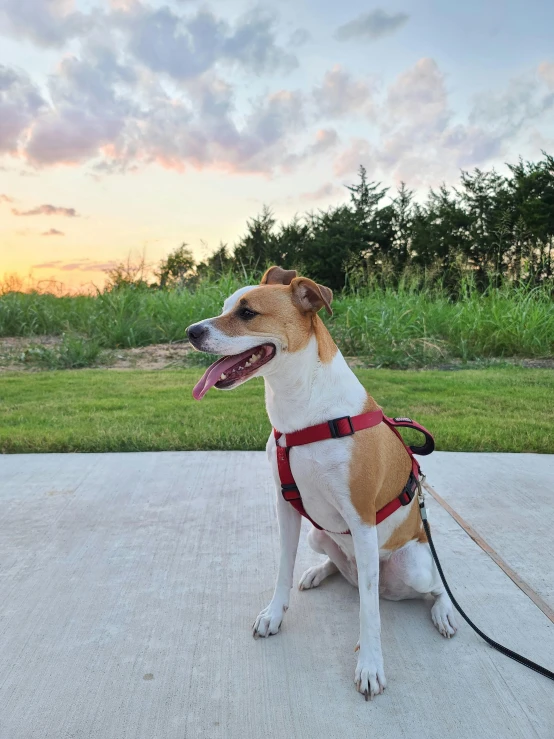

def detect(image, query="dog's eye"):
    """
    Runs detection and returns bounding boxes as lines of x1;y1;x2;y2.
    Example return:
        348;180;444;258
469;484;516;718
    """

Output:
238;307;257;320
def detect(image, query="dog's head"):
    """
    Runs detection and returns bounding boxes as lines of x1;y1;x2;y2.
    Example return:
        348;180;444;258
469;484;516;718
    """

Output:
187;266;333;399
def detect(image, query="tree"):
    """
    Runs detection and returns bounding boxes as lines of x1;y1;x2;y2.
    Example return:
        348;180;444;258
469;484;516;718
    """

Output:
182;151;554;292
507;153;554;282
346;165;389;218
303;205;366;291
233;205;279;271
156;244;196;289
196;243;234;278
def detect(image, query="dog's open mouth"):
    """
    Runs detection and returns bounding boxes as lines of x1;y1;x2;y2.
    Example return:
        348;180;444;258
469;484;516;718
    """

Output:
192;343;276;400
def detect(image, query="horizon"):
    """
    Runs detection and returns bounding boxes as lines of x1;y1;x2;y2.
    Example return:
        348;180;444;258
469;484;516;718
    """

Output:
1;0;554;291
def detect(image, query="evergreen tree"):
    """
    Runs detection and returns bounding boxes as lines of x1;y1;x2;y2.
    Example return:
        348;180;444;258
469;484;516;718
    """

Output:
184;152;554;291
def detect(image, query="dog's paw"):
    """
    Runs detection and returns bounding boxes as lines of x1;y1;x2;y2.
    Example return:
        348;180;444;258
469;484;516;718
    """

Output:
298;564;327;590
431;595;458;638
355;651;386;700
252;602;287;638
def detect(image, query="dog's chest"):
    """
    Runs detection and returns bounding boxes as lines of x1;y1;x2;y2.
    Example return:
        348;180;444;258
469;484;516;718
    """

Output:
268;432;413;560
282;439;353;534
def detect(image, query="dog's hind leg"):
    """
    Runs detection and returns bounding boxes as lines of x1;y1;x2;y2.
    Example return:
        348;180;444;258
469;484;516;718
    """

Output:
299;528;358;589
298;557;338;590
380;540;457;638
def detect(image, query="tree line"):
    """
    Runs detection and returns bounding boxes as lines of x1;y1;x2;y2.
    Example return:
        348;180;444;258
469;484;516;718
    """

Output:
108;153;554;293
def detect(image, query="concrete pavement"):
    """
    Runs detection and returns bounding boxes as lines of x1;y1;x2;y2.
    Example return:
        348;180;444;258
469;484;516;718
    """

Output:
1;451;553;739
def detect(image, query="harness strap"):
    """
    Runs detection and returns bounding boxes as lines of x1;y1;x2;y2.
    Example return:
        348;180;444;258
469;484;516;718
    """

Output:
282;409;383;447
274;410;434;535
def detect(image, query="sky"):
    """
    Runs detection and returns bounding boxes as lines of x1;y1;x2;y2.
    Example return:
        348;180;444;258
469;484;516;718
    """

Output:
1;0;553;291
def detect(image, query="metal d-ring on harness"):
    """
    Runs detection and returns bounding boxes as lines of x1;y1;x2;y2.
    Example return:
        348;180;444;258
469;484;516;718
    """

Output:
416;480;554;682
275;409;554;683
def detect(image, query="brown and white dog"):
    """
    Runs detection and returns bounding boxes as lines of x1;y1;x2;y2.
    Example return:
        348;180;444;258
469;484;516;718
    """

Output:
187;266;457;699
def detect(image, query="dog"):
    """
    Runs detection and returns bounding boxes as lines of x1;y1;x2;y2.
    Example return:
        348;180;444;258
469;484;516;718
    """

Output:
187;266;457;699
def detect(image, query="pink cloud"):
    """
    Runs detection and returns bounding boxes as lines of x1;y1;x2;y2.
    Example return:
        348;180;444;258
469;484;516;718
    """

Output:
60;261;118;272
334;138;373;177
12;204;79;217
333;58;503;187
313;66;375;118
33;259;117;272
32;261;63;268
42;228;65;236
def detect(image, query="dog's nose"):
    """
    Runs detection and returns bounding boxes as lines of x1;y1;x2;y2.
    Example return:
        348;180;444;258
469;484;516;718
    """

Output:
187;323;207;342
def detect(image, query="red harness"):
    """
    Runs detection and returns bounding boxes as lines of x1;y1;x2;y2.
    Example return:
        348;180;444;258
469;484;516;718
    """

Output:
274;410;434;535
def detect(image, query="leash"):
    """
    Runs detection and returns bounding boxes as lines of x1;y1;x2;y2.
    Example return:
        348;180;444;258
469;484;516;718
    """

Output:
417;481;554;682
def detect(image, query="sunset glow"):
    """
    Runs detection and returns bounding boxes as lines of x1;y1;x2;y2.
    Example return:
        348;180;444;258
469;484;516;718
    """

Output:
1;0;554;291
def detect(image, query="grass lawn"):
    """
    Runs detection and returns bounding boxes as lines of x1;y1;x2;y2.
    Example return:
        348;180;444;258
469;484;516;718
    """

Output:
1;366;553;454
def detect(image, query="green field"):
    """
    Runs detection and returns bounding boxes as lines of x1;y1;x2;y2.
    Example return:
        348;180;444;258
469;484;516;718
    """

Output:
1;366;553;454
2;278;553;368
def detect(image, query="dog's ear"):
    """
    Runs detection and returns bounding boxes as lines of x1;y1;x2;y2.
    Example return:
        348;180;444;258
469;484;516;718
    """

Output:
260;266;297;286
291;277;333;316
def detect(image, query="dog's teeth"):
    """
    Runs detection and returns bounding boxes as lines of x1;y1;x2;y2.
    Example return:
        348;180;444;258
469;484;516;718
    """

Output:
220;373;227;380
245;361;251;367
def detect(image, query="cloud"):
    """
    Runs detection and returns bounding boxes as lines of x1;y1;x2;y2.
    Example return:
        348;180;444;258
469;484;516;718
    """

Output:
42;228;65;236
335;10;408;42
334;138;373;178
1;4;308;174
0;0;89;47
538;61;554;90
24;45;135;166
124;83;306;175
5;11;548;187
32;261;63;268
333;58;503;186
33;259;118;272
289;28;310;47
386;57;448;131
60;260;118;272
0;65;45;155
121;5;297;80
6;31;306;176
471;65;554;137
282;128;339;171
310;129;339;155
0;193;14;203
12;204;79;217
313;66;375;118
301;182;344;201
222;9;298;75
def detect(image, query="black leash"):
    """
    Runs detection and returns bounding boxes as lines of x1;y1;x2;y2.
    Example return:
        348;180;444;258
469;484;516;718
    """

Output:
417;483;554;682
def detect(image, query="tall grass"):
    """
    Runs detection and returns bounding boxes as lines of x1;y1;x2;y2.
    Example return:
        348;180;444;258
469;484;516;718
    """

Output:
1;275;552;367
333;279;554;366
0;274;244;345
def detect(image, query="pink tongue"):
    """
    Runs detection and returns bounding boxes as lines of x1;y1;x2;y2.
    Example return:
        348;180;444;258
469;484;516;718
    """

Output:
192;347;261;400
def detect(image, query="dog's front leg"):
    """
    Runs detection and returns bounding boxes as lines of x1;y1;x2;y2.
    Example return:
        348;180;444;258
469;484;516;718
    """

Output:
350;522;386;699
253;486;301;638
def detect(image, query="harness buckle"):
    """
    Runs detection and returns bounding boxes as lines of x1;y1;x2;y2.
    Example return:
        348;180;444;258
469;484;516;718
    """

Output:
398;472;418;506
328;416;354;438
399;489;414;506
281;483;300;500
